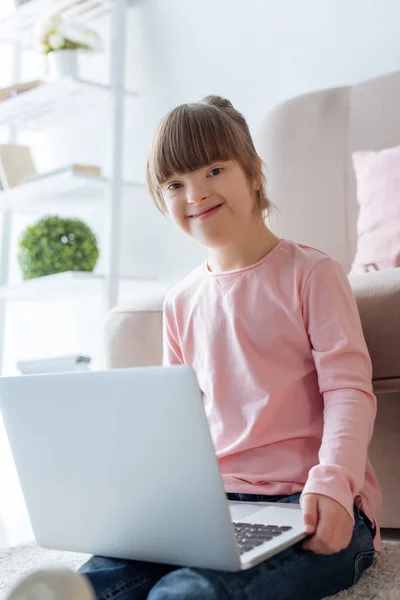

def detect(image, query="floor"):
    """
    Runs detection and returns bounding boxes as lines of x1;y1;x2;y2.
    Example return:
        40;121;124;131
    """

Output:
1;537;399;600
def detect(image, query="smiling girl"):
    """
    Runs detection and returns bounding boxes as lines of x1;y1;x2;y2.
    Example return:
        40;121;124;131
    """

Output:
7;96;381;600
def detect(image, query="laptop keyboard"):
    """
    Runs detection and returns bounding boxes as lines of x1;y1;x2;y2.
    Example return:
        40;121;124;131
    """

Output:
233;522;293;555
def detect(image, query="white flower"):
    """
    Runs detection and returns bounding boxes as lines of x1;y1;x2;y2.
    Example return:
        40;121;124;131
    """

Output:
35;12;63;50
35;24;48;43
48;33;65;50
59;22;102;51
35;13;102;54
43;13;63;30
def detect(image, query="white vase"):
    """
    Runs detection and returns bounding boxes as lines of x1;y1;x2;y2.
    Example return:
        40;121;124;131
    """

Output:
47;49;79;81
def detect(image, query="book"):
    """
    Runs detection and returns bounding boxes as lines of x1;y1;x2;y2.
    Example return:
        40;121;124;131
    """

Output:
69;164;102;177
0;80;44;103
0;144;37;190
17;355;92;375
21;164;102;184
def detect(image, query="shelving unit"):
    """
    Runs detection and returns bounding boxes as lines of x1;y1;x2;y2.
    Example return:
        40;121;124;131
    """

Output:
0;0;142;374
0;166;142;213
0;76;138;130
0;271;171;302
0;271;107;301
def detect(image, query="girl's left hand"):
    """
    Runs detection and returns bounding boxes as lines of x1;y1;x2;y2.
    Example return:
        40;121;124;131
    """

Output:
301;493;354;554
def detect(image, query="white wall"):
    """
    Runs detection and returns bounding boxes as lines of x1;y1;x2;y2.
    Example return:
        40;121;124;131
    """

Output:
141;0;400;133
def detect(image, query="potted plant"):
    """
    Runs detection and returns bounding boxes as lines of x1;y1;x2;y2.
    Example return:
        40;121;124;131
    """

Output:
18;215;100;280
35;13;102;80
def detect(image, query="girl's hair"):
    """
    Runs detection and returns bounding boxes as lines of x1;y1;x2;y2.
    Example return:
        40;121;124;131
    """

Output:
146;95;271;218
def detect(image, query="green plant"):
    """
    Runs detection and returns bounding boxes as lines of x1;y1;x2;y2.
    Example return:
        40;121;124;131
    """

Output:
18;216;99;280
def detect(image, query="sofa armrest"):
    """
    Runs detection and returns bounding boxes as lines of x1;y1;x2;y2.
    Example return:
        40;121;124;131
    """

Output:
104;296;164;369
349;268;400;391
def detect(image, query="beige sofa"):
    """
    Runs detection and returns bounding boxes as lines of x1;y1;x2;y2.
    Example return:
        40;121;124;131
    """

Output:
105;70;400;529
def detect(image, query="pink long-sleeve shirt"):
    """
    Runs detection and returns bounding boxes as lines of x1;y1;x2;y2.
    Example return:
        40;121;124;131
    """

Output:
163;239;382;550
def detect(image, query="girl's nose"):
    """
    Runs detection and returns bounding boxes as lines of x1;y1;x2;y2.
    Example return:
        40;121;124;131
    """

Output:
187;188;211;204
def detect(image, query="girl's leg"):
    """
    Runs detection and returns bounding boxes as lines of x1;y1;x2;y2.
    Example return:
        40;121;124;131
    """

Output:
148;500;375;600
79;556;176;600
77;496;300;599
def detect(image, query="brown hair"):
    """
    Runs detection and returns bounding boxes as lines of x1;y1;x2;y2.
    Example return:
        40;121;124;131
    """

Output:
146;95;271;218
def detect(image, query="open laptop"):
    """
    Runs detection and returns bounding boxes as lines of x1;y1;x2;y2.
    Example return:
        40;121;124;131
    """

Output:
0;365;308;572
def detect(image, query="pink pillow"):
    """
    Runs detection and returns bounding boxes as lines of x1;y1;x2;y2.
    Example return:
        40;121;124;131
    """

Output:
350;144;400;275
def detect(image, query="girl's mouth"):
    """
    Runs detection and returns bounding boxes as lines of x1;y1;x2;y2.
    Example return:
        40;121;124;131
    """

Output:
189;203;223;220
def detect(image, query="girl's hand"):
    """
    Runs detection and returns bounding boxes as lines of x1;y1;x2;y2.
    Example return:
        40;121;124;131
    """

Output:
301;493;354;554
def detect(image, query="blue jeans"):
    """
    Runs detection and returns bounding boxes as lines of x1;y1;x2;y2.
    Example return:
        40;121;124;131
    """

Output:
79;492;375;600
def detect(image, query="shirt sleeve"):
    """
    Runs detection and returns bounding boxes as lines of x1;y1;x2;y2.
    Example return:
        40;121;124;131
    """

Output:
300;257;377;521
163;298;184;366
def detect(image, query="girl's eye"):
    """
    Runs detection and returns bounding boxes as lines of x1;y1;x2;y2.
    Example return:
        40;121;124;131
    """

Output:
209;167;223;177
167;182;182;191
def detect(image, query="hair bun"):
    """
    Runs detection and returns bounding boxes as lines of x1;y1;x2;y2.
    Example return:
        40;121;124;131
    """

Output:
201;95;234;110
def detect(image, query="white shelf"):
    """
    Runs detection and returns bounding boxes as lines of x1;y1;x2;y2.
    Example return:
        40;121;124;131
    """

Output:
0;76;138;130
0;167;144;214
0;271;173;302
0;0;112;47
0;0;139;379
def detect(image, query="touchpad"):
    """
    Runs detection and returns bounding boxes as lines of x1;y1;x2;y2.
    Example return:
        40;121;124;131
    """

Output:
228;501;276;522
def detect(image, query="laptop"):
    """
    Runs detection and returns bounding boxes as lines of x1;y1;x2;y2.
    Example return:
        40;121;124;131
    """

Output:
0;365;308;572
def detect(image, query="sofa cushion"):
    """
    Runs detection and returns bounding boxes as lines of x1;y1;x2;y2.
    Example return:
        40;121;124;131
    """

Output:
350;144;400;275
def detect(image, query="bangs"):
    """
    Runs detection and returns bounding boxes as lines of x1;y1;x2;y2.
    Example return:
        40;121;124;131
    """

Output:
150;103;244;186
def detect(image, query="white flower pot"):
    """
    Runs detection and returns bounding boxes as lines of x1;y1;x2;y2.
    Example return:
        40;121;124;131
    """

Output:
47;49;79;81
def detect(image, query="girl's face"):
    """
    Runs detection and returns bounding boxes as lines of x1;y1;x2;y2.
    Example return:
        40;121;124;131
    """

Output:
161;160;259;248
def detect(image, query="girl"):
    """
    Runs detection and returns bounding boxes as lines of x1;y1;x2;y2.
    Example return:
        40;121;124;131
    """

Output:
7;96;381;600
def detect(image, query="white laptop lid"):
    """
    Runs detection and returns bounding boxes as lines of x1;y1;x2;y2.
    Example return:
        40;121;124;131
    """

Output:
1;366;242;570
